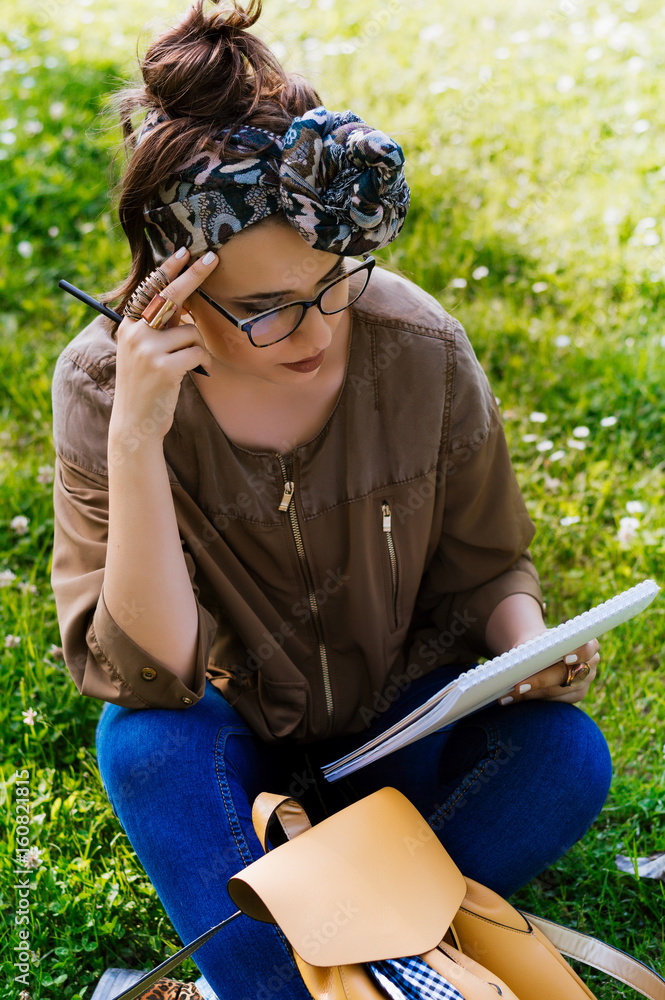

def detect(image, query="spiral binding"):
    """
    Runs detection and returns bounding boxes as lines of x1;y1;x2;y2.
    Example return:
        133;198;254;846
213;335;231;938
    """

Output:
456;579;660;692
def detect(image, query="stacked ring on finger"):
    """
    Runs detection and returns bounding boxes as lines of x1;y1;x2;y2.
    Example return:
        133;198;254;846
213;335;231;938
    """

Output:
141;292;178;330
124;267;170;321
561;661;591;687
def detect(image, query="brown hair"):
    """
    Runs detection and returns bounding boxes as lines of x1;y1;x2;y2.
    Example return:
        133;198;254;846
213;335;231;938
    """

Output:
103;0;321;313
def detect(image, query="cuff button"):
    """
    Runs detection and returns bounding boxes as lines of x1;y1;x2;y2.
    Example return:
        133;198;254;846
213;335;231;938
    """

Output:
181;696;193;705
141;667;157;681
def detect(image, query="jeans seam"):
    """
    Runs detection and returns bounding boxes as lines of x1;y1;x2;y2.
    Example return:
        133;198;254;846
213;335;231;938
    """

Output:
426;722;500;829
214;726;257;867
213;725;299;971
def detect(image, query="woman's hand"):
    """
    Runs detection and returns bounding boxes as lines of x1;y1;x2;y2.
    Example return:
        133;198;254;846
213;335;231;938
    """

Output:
500;636;600;706
485;593;599;706
110;248;218;446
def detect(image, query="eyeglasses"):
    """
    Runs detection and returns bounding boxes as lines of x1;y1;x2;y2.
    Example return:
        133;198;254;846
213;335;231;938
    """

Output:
195;254;376;348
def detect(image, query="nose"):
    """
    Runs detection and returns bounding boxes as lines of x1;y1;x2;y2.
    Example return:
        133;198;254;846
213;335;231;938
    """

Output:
291;304;334;353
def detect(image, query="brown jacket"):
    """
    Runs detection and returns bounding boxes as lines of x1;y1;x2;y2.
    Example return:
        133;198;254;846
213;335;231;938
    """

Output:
50;266;543;743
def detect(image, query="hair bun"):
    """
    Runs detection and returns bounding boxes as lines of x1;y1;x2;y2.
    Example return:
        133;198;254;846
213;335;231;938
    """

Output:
208;4;256;32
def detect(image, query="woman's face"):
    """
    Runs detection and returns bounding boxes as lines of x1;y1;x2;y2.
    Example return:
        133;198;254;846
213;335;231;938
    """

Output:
183;219;352;386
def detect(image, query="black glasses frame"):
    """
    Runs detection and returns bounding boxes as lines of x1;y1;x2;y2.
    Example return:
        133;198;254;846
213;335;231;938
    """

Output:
195;255;376;348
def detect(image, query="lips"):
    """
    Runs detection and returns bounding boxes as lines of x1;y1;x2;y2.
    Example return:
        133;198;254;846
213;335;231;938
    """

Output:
280;349;325;373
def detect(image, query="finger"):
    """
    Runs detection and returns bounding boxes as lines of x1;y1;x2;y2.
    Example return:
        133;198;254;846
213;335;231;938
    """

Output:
157;250;219;309
146;250;192;327
500;653;599;705
518;658;598;701
560;638;599;666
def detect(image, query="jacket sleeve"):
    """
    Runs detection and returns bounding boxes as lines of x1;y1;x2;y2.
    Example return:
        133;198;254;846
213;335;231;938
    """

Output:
50;350;219;710
414;319;544;661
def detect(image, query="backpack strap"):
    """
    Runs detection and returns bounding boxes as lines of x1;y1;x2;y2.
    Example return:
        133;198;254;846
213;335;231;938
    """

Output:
526;913;665;1000
251;792;312;852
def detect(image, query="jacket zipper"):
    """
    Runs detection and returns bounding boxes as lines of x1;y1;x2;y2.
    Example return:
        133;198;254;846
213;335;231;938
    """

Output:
277;454;334;731
381;501;399;629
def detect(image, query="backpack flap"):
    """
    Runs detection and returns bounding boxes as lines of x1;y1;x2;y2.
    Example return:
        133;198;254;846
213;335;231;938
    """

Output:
227;786;467;967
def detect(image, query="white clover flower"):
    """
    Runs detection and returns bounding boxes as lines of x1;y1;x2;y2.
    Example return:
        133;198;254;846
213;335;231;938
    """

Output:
567;439;586;450
532;282;548;293
560;515;581;526
450;277;467;288
603;207;622;226
23;845;43;869
600;415;618;427
529;411;547;423
522;433;538;443
5;634;21;648
472;265;489;279
22;707;37;725
554;334;571;348
549;450;566;462
572;425;590;438
618;516;640;544
18;582;38;595
17;242;33;259
556;75;575;93
37;465;54;484
10;515;30;535
626;501;645;514
0;569;16;587
536;440;554;452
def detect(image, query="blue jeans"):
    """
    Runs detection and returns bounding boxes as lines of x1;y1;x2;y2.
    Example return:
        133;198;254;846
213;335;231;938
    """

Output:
95;668;612;1000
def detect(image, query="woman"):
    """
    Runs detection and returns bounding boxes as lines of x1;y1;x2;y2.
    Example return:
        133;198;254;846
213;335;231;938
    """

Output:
50;2;611;998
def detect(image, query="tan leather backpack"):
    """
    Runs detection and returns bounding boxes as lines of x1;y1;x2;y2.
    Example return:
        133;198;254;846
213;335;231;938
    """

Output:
227;786;665;1000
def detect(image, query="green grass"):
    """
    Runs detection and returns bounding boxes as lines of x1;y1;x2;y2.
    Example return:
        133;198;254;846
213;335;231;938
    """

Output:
1;0;665;996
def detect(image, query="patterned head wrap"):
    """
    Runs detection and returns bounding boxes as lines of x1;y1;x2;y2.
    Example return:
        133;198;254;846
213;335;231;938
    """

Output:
138;106;410;264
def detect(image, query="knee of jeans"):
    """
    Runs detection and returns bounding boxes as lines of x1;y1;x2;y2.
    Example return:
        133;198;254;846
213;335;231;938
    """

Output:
548;704;613;818
579;710;613;812
95;704;179;817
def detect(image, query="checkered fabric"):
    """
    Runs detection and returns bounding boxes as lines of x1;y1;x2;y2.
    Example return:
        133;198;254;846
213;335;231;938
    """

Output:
366;956;465;1000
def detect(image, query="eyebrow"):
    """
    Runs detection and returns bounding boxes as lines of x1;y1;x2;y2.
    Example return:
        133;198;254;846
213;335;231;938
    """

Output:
229;258;345;304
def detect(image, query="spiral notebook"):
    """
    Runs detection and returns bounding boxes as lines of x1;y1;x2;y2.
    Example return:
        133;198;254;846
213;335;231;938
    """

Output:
322;579;660;782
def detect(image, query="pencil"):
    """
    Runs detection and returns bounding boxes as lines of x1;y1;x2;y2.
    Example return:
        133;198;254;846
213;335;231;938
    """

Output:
58;279;210;376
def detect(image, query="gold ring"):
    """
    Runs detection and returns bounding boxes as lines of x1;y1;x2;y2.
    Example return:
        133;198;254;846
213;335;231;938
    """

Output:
142;292;178;329
562;661;591;688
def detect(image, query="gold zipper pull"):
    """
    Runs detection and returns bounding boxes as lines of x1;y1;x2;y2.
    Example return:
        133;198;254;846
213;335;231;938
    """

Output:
382;502;392;532
279;481;295;512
